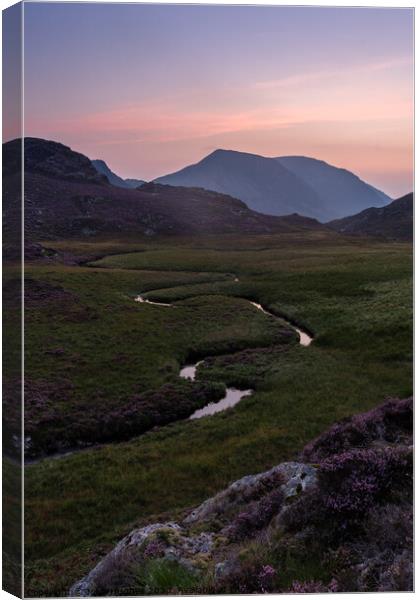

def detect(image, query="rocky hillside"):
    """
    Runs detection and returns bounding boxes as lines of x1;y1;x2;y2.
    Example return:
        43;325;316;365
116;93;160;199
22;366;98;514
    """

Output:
70;397;412;596
328;193;413;241
3;139;328;241
4;137;106;184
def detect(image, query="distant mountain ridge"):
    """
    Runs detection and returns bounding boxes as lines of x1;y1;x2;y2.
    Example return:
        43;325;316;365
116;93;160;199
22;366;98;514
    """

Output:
155;149;327;220
276;156;390;220
92;159;145;189
155;149;391;221
3;138;329;241
327;193;413;241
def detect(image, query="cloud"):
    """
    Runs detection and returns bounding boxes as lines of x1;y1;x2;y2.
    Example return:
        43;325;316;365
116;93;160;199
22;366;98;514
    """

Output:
254;56;413;90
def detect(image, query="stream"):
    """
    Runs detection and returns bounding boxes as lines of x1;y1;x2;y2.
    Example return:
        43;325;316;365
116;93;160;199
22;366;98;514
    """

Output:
136;284;313;419
28;276;313;464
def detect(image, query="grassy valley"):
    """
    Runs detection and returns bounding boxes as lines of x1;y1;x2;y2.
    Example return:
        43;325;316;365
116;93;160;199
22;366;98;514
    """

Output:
22;232;412;595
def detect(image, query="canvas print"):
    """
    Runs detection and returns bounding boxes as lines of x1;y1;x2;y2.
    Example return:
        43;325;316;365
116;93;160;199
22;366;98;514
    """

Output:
2;2;413;597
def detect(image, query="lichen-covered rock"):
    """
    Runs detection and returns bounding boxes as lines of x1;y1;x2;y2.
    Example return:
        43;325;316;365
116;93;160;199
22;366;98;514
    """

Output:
184;461;317;527
69;462;316;596
69;398;412;595
69;523;181;597
69;521;216;597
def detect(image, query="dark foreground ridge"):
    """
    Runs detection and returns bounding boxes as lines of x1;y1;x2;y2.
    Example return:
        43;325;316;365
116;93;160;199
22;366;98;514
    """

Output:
3;138;328;241
327;193;413;241
70;397;412;596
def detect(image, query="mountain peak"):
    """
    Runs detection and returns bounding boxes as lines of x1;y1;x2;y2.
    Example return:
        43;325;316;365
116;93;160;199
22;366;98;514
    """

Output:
91;159;145;189
155;150;391;221
4;137;107;184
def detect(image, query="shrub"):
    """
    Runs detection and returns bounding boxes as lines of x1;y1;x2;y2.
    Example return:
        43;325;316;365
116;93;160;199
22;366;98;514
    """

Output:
225;488;284;541
302;397;413;462
289;578;339;593
284;446;412;542
142;539;166;560
25;379;226;458
319;446;412;519
258;564;277;593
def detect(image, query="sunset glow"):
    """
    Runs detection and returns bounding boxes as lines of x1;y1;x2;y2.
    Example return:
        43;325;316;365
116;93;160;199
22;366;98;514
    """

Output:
21;3;413;197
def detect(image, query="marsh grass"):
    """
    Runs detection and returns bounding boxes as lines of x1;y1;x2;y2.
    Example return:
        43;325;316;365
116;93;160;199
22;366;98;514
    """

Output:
23;234;412;594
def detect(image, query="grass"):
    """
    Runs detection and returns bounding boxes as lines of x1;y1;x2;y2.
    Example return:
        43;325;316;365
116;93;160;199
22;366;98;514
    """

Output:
133;558;201;595
22;233;412;595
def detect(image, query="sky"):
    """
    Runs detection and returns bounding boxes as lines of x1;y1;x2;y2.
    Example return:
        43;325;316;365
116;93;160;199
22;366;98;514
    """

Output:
19;3;414;197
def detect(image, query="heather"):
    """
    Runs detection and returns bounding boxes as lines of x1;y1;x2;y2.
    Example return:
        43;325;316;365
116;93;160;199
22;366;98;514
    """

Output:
302;396;413;461
22;234;412;594
67;396;413;595
24;379;226;458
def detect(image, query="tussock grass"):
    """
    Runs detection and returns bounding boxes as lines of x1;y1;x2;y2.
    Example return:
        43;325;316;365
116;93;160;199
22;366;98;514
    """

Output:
23;234;412;594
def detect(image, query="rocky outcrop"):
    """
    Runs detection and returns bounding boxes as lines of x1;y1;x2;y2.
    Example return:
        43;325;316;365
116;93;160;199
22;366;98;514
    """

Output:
4;138;107;184
69;462;317;597
184;461;317;526
69;398;413;596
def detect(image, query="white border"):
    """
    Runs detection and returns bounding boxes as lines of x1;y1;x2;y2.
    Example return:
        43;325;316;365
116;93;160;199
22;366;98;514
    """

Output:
0;2;415;600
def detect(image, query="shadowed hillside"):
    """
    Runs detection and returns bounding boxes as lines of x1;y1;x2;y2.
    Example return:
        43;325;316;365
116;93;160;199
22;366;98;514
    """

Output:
3;139;329;241
3;137;106;184
328;193;413;241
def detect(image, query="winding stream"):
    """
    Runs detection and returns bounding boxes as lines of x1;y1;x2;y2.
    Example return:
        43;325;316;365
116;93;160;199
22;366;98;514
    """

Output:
179;359;253;418
28;274;313;464
136;282;313;419
249;301;312;347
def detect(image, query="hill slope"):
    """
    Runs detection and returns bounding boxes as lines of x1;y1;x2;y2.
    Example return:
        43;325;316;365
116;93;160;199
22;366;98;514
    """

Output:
71;397;412;595
92;159;145;189
3;138;328;241
276;156;390;220
155;149;327;220
327;193;413;241
4;137;107;184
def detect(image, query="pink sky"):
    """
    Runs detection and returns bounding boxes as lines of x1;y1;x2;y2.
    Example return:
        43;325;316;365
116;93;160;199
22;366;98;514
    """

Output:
23;5;414;197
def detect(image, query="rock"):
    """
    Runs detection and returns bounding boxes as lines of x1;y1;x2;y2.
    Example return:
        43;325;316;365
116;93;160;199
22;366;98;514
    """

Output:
69;523;180;597
214;559;236;580
183;462;317;526
69;462;317;596
69;522;214;597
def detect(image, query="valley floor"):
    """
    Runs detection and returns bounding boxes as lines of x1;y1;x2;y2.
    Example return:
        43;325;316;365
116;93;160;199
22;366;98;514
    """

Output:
15;232;412;595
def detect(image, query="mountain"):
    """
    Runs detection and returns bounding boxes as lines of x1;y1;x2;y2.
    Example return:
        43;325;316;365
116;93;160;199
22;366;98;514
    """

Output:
3;138;329;241
124;178;145;189
327;193;413;241
276;156;390;220
155;149;327;220
91;159;145;189
155;150;391;222
4;137;107;184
